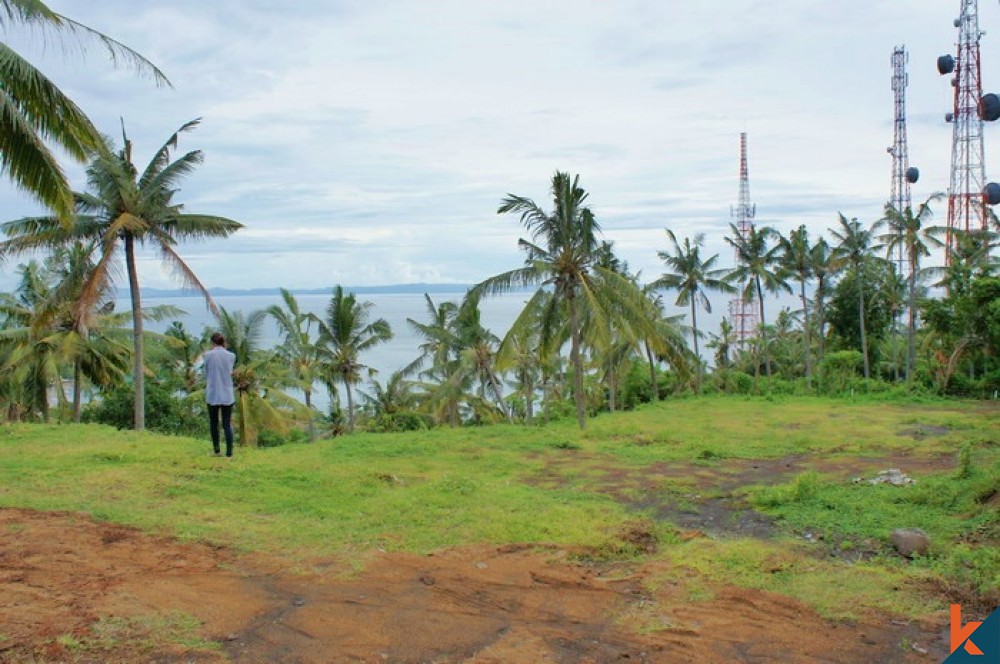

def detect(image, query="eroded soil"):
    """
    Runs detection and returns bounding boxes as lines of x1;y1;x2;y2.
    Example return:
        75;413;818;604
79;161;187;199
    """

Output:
0;508;949;663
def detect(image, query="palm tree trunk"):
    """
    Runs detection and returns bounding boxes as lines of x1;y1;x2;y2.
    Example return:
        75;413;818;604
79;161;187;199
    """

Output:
569;298;586;429
525;374;535;424
72;359;83;423
237;391;248;447
856;271;870;379
756;278;771;379
906;255;917;384
124;233;145;430
345;380;355;432
799;278;812;390
644;342;659;402
305;389;316;441
691;301;701;393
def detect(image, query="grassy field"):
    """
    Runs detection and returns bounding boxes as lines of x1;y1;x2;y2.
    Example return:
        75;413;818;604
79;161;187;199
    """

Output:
1;394;997;621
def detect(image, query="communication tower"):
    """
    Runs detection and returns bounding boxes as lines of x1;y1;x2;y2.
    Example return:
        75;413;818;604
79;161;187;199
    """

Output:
937;0;1000;261
728;133;758;342
888;46;920;270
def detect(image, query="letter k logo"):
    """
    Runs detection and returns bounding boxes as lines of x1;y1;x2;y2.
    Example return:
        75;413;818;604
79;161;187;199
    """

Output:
952;604;984;656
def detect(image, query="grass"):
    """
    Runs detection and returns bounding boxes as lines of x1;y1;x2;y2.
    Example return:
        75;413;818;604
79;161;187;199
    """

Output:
0;395;997;623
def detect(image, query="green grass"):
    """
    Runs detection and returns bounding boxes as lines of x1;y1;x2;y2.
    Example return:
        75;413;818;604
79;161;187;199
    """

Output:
0;395;996;620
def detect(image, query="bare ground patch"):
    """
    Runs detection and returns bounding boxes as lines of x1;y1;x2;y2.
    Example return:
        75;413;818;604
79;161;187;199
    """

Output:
0;508;951;663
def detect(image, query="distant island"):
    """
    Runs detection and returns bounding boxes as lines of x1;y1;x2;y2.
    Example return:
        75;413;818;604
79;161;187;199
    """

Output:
135;283;478;298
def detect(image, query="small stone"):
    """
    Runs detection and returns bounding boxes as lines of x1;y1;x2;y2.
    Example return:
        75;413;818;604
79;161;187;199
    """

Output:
292;597;306;607
419;575;435;586
890;528;930;558
226;633;239;641
476;562;488;569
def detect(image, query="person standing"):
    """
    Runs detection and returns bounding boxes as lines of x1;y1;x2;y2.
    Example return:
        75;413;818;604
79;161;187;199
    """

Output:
204;332;236;457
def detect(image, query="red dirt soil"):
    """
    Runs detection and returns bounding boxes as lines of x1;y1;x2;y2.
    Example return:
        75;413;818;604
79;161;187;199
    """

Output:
0;508;948;663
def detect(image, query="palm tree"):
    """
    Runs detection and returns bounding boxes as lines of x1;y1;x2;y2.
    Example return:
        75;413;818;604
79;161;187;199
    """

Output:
267;288;323;441
317;286;393;432
470;172;660;429
8;120;243;430
808;237;836;368
777;225;815;388
830;214;881;379
725;223;790;378
0;0;168;220
876;195;944;383
653;230;734;392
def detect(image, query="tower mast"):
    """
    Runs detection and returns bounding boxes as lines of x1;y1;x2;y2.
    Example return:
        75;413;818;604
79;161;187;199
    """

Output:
729;133;758;343
939;0;990;261
888;46;917;270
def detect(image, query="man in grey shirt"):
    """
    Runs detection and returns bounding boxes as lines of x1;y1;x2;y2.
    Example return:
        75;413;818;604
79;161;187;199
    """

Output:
204;332;236;457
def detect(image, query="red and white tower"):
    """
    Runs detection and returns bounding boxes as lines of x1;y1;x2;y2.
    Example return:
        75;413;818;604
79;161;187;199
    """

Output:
728;133;758;342
937;0;996;261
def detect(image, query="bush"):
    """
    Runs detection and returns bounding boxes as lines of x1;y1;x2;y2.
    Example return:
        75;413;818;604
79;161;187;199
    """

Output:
366;411;429;433
83;381;206;436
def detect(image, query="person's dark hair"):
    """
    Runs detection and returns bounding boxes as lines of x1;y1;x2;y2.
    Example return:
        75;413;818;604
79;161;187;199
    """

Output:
211;332;226;347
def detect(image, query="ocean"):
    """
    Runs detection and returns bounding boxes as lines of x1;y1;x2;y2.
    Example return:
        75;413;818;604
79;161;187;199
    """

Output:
118;289;531;413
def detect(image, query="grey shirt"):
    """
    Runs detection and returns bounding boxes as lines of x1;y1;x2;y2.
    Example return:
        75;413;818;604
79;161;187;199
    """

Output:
204;346;236;405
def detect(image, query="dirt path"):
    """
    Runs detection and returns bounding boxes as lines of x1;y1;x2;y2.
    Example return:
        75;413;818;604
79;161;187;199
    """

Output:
0;508;948;663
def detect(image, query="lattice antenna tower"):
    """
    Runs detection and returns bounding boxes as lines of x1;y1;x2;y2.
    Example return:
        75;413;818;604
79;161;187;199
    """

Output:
888;46;920;270
728;133;758;342
937;0;1000;262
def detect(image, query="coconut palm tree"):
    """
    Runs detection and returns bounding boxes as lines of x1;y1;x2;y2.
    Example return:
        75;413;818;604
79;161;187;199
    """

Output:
777;225;815;388
317;286;393;432
0;120;244;430
808;237;837;368
267;288;324;440
470;172;660;429
0;0;168;220
876;195;944;383
830;214;881;379
653;230;733;392
725;223;790;378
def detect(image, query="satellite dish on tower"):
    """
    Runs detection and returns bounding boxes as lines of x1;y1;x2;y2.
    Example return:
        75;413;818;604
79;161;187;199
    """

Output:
985;183;1000;205
946;112;954;122
937;54;956;75
905;167;919;183
980;93;1000;121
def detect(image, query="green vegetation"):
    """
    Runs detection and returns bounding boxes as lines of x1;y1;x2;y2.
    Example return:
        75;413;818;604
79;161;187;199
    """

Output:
1;397;996;623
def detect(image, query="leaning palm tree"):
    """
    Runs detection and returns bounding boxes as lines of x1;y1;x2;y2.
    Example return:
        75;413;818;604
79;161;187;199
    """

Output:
830;214;882;379
317;286;393;432
470;172;661;429
777;225;815;388
653;230;734;392
725;223;790;378
876;194;944;383
0;0;168;220
0;120;244;429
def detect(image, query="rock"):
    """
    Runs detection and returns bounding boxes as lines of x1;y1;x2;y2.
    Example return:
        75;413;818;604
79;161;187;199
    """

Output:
864;469;915;486
890;528;930;558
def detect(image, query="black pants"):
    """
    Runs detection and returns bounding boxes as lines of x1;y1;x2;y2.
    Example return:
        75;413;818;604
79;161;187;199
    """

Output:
208;403;234;456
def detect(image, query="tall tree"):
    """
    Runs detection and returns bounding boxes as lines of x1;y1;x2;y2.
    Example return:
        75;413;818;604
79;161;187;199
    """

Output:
317;285;393;432
653;230;733;392
470;172;660;429
830;214;881;379
876;195;944;383
808;237;837;368
725;223;790;378
777;225;815;388
267;288;323;440
0;0;168;219
1;120;243;429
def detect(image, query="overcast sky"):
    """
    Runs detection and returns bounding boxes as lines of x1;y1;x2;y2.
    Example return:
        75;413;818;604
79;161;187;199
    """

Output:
2;0;999;293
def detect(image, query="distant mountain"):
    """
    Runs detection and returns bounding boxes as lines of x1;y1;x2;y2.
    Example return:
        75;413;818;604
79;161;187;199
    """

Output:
136;283;477;298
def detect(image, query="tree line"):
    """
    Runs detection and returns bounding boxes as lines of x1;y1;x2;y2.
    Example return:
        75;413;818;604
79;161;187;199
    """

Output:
0;2;998;442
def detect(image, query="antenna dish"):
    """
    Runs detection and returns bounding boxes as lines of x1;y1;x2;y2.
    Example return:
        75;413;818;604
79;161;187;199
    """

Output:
905;167;919;183
954;18;961;28
946;112;954;123
937;55;955;75
980;93;1000;121
985;182;1000;205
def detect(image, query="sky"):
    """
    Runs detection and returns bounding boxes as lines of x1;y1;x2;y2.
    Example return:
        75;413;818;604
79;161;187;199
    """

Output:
2;0;999;295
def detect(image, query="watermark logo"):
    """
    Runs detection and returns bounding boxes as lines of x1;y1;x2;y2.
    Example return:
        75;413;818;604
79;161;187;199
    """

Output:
946;604;999;662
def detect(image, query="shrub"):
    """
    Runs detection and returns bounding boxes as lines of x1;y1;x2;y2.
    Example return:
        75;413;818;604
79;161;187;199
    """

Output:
83;381;206;436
